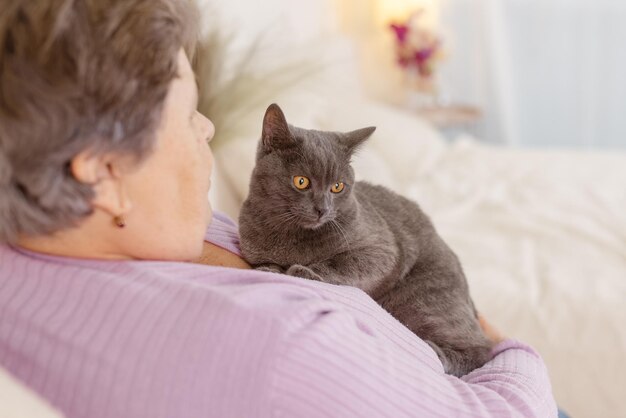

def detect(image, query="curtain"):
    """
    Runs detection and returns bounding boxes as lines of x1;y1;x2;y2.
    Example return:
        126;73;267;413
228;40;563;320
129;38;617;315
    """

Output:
439;0;626;148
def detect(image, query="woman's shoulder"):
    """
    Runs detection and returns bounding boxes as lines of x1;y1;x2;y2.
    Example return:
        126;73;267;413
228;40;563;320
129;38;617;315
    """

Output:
0;239;375;327
204;211;241;255
0;245;370;417
0;242;440;417
0;221;398;348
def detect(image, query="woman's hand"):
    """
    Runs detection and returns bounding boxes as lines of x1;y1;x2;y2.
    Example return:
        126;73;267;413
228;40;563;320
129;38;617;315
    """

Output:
478;313;507;346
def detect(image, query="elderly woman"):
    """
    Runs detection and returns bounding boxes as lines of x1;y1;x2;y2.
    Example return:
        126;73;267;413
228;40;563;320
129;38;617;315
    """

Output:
0;0;558;417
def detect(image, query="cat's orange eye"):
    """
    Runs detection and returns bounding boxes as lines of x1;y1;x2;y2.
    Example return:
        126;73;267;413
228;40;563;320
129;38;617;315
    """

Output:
293;176;310;190
331;182;345;193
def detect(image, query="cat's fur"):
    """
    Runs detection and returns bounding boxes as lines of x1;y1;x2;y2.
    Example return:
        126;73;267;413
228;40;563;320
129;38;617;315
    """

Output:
239;104;492;377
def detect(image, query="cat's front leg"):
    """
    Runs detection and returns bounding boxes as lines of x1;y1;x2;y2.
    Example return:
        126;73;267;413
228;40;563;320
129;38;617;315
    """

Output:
256;263;285;274
286;264;324;282
425;340;451;372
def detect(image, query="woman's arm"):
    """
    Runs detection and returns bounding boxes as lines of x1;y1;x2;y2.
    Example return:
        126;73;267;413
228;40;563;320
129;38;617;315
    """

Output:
268;302;557;418
194;241;251;269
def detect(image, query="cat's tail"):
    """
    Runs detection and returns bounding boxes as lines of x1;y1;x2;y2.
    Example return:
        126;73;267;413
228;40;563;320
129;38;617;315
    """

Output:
426;340;493;378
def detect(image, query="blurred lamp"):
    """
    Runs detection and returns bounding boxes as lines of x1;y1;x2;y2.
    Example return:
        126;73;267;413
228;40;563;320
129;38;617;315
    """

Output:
376;0;439;29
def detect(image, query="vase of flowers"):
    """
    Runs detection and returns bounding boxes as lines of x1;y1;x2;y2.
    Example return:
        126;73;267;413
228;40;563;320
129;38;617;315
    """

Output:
389;10;444;108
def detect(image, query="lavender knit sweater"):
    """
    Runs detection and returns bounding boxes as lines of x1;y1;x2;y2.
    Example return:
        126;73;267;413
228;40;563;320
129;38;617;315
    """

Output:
0;212;557;417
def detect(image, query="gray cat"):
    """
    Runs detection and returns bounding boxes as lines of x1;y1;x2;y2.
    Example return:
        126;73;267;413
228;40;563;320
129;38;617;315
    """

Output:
239;103;492;377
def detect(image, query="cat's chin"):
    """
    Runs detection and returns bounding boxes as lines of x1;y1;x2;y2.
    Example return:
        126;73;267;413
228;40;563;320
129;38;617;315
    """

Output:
300;219;330;230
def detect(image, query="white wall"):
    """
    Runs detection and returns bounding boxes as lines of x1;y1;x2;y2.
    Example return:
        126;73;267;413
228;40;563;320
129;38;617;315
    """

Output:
197;0;340;48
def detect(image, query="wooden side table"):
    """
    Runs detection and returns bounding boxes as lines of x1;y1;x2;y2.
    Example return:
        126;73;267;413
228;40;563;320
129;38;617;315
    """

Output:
415;105;482;129
416;104;482;139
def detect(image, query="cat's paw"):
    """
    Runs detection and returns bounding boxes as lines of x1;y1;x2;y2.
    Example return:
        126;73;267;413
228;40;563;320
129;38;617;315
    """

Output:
286;264;323;281
256;264;284;274
425;340;452;372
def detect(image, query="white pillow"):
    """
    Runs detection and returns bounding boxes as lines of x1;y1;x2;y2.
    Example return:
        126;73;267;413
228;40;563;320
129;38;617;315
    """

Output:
0;367;64;418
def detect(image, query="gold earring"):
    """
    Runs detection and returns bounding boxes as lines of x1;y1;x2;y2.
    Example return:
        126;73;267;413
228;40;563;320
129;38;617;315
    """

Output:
113;215;126;228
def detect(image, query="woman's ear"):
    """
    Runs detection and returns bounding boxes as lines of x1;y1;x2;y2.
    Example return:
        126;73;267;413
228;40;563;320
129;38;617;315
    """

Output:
70;151;133;217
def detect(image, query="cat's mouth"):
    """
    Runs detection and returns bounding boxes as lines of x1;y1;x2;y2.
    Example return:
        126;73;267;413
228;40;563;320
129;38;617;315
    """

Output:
302;220;328;230
299;214;332;230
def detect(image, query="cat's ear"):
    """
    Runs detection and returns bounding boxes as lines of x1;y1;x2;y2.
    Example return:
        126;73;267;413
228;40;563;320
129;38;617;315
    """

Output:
341;126;376;154
262;103;294;151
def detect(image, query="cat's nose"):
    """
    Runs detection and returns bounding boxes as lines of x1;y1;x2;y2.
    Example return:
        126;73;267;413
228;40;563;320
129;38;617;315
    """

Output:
315;207;329;219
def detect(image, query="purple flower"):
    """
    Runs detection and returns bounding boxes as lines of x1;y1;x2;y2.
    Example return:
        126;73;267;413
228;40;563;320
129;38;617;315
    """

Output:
414;48;434;64
389;12;443;78
390;24;409;43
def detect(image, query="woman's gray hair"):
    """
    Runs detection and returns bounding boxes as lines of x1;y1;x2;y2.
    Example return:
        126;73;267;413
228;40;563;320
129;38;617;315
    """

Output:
0;0;199;244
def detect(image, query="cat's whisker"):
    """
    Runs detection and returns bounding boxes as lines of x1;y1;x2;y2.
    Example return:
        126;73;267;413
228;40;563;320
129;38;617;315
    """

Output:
264;212;295;227
327;220;341;245
263;209;301;230
330;219;350;250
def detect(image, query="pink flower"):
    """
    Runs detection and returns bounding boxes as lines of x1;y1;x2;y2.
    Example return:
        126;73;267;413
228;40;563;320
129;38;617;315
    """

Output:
390;23;409;44
388;11;443;79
